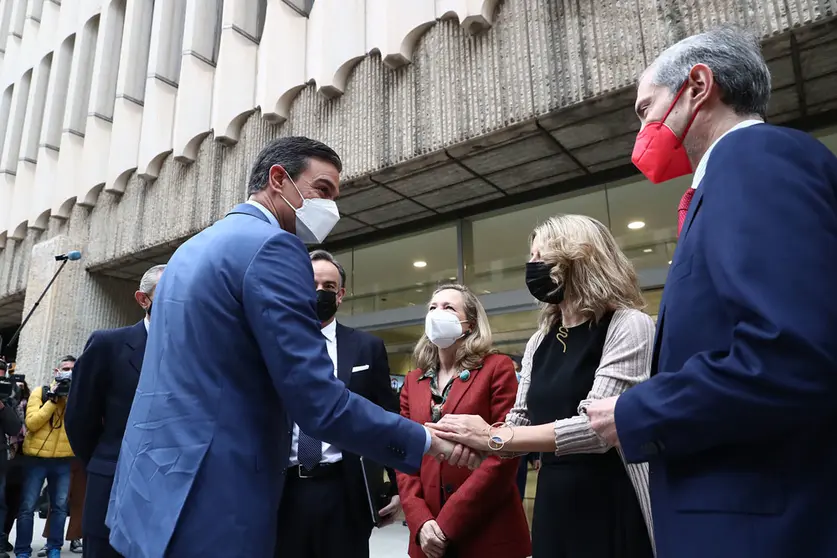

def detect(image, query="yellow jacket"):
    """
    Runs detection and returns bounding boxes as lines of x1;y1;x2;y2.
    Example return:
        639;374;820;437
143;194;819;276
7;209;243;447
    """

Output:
22;386;74;459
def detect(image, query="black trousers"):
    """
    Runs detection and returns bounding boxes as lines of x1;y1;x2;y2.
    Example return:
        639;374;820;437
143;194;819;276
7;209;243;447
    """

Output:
275;468;370;558
82;472;122;558
84;536;122;558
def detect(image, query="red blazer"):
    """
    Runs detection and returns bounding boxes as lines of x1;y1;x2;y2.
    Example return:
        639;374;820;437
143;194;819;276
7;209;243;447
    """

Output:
396;353;532;558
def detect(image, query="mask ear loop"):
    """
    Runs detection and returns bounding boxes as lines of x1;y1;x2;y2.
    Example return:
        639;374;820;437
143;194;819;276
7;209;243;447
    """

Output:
661;81;703;147
277;166;305;212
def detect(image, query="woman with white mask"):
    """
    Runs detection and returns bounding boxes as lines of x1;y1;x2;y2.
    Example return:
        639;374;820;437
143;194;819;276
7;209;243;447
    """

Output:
396;284;531;558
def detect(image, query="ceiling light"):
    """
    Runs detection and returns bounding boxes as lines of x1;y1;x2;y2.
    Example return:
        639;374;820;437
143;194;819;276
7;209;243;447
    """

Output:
413;261;427;268
628;221;645;230
643;248;653;253
668;260;672;265
449;276;457;281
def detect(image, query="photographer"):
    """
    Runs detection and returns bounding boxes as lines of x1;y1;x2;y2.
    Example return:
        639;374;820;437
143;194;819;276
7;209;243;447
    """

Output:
0;361;23;557
13;356;76;558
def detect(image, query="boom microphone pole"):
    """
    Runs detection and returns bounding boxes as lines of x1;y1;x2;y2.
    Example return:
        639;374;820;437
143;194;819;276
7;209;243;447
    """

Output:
0;250;82;355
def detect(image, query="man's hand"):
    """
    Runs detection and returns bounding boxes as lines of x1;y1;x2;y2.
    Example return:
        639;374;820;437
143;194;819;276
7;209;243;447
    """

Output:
586;396;620;447
532;458;541;471
428;429;483;469
418;520;447;558
426;414;491;451
377;495;401;528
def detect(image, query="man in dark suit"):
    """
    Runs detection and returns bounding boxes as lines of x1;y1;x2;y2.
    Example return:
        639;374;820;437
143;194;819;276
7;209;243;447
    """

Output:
275;249;401;558
106;137;467;558
65;264;165;558
586;27;837;558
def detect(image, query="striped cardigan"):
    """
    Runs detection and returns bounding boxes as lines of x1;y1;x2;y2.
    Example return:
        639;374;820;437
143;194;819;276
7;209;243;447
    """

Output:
506;308;656;551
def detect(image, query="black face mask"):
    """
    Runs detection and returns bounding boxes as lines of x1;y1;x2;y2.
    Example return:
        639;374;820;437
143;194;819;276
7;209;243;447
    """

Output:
316;290;339;322
146;301;152;317
525;262;565;304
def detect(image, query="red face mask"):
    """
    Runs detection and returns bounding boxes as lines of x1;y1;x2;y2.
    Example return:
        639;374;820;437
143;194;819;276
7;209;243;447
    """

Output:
631;84;700;184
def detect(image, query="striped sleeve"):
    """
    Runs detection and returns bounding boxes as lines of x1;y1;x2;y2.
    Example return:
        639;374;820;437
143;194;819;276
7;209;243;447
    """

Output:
552;308;655;456
505;331;544;427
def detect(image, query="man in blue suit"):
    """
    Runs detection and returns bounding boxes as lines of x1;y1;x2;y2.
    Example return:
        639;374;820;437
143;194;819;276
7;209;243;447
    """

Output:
586;27;837;557
106;137;466;558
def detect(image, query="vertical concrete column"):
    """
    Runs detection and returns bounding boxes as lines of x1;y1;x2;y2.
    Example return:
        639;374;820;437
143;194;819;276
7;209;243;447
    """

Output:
211;0;263;144
137;0;187;181
106;0;154;194
1;70;32;239
81;1;126;200
54;15;99;217
255;0;307;124
14;212;140;387
305;0;366;97
35;35;73;221
172;0;221;162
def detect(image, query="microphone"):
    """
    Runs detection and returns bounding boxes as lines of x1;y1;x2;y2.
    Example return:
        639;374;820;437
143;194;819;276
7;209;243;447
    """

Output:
54;250;82;262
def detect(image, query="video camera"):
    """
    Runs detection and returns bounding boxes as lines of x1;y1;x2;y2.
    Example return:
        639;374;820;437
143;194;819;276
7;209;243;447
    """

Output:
0;373;25;400
53;376;71;397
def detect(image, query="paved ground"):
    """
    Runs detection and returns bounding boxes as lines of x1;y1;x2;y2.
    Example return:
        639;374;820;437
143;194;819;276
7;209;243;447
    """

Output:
8;517;412;557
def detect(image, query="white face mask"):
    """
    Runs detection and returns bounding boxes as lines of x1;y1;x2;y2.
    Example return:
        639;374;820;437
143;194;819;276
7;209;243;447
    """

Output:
280;174;341;245
425;309;467;349
56;371;72;381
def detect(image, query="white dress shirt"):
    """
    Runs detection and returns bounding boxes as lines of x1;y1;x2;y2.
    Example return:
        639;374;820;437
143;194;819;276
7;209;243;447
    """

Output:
143;316;150;332
246;199;279;226
692;119;764;189
288;319;343;466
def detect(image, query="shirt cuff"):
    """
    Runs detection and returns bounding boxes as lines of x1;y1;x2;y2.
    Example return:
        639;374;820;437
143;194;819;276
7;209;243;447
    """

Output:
422;426;432;454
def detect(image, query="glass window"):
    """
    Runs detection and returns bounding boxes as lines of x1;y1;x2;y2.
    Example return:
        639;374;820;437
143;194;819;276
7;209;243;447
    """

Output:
606;175;690;279
372;323;422;376
467;188;609;295
337;226;458;316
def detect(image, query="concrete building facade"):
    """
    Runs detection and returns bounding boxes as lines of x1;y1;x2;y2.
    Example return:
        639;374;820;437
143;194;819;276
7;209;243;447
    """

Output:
0;0;837;387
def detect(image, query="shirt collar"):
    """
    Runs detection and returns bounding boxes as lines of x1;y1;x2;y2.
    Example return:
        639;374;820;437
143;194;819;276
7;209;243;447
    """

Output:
143;316;150;332
246;199;280;227
692;119;763;189
321;319;337;342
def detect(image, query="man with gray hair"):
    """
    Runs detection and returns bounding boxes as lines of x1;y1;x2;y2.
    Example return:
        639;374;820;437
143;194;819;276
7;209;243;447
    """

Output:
65;264;165;558
586;26;837;558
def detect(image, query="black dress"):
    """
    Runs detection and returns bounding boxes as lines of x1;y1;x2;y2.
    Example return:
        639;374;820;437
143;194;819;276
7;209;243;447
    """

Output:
527;315;653;558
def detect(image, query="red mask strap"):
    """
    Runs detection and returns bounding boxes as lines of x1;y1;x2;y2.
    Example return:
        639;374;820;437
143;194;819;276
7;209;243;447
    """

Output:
661;82;701;146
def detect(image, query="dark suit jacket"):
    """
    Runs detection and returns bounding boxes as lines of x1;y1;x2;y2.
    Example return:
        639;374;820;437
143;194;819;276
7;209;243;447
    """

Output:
333;323;399;532
397;354;531;558
106;204;427;558
66;320;146;538
615;124;837;558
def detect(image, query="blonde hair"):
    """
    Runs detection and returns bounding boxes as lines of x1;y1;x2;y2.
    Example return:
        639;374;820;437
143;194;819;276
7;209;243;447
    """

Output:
531;215;645;330
413;284;496;372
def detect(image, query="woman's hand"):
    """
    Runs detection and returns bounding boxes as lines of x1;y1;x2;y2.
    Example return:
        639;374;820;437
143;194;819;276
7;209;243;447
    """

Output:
418;520;448;558
426;414;491;451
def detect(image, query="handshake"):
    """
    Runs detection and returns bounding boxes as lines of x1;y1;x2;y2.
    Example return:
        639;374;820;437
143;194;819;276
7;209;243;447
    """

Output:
424;414;500;469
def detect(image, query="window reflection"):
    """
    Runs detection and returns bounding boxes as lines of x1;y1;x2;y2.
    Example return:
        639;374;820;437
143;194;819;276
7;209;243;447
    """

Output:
336;226;458;316
467;189;609;295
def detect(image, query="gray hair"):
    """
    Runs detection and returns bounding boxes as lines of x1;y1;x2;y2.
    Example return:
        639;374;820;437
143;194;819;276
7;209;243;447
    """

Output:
309;250;346;289
649;25;771;118
139;265;166;295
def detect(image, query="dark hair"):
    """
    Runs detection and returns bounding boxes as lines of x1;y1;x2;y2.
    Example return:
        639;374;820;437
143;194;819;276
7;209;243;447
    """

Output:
247;136;342;196
309;249;346;289
58;355;76;366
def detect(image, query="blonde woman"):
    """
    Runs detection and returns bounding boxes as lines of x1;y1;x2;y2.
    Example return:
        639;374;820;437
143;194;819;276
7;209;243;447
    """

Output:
397;284;531;558
429;216;655;558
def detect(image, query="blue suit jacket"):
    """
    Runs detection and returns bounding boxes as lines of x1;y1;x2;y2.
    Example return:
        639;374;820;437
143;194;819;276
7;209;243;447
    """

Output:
106;204;427;558
616;124;837;557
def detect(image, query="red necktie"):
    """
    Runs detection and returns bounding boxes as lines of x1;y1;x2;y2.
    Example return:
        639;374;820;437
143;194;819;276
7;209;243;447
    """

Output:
677;188;695;237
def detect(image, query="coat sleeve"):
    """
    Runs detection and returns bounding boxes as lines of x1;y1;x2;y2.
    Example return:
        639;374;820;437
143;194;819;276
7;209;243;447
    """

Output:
616;128;837;462
396;375;435;535
25;387;57;433
65;331;107;464
435;356;522;542
241;232;428;472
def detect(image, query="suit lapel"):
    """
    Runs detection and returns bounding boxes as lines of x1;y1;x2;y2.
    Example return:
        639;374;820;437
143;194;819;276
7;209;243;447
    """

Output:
441;366;481;416
126;321;148;376
336;323;354;385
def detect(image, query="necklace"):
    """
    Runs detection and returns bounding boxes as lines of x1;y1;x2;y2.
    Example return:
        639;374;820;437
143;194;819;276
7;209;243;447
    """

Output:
556;326;569;353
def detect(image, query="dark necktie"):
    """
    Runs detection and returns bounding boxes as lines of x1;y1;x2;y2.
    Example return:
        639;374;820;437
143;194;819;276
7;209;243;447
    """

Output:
297;430;322;470
677;188;696;237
